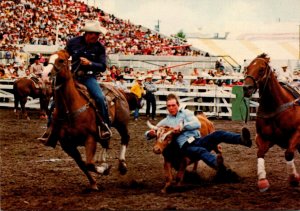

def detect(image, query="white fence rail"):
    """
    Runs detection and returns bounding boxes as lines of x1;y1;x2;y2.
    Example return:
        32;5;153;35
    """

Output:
0;79;259;119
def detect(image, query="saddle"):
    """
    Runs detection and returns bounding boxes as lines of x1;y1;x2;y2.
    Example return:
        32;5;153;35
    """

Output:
30;76;43;89
280;82;300;98
75;82;95;104
74;82;113;142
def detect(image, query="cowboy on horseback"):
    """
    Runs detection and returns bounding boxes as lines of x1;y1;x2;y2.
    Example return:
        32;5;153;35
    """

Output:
40;20;111;147
66;20;111;139
29;57;45;87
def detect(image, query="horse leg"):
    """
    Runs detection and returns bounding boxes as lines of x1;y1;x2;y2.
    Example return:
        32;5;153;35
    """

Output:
285;132;300;187
114;124;130;175
61;143;98;190
20;97;30;120
85;136;111;175
39;97;47;119
14;94;20;119
256;135;273;192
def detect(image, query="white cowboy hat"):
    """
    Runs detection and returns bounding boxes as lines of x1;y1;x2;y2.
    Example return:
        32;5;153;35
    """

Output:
137;76;144;81
80;20;107;35
145;74;153;79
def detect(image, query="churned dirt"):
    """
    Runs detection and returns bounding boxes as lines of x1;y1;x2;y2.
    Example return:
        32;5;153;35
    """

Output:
1;108;299;210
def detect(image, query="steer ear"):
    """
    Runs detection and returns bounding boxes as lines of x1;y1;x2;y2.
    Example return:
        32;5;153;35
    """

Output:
147;120;158;130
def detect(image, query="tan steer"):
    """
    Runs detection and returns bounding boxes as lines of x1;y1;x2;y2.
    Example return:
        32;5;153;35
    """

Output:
148;113;219;193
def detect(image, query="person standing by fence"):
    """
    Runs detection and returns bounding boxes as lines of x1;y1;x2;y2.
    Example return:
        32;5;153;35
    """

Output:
130;76;145;121
144;74;157;120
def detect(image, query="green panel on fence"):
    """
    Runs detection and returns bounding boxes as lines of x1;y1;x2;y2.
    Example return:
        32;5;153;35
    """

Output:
231;86;250;121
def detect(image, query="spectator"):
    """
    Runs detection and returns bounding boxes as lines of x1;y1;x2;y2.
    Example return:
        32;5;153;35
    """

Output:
17;64;27;78
191;67;200;76
144;74;157;120
155;74;171;85
115;74;129;92
103;73;115;83
192;76;206;86
0;68;7;79
207;80;216;86
207;69;215;77
29;58;44;78
276;65;293;83
130;76;145;121
175;74;188;92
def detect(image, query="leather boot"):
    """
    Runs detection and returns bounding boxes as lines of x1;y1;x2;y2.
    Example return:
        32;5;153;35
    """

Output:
98;121;112;140
240;127;252;147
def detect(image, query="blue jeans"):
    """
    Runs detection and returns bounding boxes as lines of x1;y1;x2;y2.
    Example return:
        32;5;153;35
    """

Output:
182;130;242;168
134;108;139;119
77;75;110;125
133;98;142;119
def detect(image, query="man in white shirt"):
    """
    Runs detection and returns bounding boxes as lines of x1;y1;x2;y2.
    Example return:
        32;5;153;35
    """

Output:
29;58;44;78
276;66;293;83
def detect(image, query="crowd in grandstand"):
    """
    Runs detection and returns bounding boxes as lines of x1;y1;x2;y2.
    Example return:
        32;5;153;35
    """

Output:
0;0;204;56
0;0;298;85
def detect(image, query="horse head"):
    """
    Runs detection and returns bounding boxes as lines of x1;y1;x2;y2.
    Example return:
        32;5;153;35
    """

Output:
48;50;71;88
243;53;272;97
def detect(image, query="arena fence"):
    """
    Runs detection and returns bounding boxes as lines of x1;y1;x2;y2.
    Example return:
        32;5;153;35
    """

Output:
0;79;259;120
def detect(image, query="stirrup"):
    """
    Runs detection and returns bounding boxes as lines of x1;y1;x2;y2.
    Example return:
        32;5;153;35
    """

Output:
98;123;112;140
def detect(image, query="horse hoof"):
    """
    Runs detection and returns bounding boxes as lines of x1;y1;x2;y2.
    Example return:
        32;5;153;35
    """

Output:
289;173;300;187
118;160;128;175
161;188;167;194
90;184;99;191
258;179;270;192
103;165;112;176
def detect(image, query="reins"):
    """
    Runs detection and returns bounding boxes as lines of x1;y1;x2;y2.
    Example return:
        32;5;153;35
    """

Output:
50;53;91;120
245;57;299;120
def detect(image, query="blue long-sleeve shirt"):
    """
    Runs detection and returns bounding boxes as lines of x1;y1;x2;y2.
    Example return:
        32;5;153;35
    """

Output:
65;36;107;74
156;108;201;148
144;81;157;93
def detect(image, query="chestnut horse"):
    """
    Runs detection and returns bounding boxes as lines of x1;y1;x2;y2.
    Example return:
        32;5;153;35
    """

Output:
47;50;131;190
243;53;300;192
13;77;52;120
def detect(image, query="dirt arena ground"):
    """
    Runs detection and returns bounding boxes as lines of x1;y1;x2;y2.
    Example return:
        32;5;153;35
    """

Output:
1;108;300;210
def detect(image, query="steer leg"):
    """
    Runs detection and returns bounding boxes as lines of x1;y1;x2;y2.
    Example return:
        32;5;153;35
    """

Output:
162;160;173;194
175;157;190;187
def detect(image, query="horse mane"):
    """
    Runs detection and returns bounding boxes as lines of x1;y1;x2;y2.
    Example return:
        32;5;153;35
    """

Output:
256;53;270;63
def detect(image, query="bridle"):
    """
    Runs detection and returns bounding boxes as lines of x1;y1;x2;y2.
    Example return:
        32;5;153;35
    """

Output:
244;58;272;97
245;58;300;119
48;55;79;91
48;53;91;120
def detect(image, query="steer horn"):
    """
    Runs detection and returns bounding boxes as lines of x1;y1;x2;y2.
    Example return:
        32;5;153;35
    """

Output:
147;121;159;130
